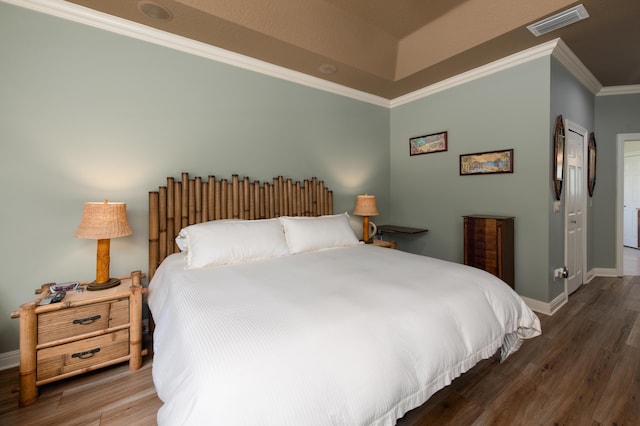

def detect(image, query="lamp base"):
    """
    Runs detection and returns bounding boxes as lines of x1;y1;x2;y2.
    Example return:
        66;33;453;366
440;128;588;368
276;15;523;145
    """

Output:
87;278;121;291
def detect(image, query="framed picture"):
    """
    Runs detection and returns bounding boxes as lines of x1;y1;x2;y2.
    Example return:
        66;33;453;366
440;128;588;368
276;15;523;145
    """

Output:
409;131;448;156
587;131;597;197
460;149;514;175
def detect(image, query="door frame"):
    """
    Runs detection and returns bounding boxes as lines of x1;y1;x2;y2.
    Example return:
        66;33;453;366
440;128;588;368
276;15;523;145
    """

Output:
616;133;640;276
564;119;588;297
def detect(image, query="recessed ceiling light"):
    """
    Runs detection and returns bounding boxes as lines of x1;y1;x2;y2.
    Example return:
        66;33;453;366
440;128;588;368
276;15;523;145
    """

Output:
527;4;589;37
318;64;338;74
138;1;173;21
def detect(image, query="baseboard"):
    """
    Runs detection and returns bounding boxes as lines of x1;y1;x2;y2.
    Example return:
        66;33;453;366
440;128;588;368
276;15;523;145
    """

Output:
0;350;19;371
585;268;597;283
521;292;567;316
521;269;615;316
591;267;618;277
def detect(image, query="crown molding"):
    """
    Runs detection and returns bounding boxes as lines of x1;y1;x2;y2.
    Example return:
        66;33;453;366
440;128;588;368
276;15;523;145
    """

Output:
3;0;391;107
597;85;640;96
391;39;561;108
551;38;602;94
5;0;615;108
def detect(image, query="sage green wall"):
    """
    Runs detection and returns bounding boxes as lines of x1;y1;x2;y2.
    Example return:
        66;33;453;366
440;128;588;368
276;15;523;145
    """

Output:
389;58;551;301
0;3;390;353
594;93;640;268
549;58;595;300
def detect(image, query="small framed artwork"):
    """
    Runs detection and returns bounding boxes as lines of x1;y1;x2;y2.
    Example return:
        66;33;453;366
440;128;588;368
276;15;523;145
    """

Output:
460;149;514;175
409;131;448;156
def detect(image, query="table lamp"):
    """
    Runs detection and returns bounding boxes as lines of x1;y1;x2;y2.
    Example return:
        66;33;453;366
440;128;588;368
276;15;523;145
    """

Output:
353;194;379;243
74;200;133;291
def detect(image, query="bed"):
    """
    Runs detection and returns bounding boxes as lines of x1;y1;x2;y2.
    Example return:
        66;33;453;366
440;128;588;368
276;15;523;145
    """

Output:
147;173;541;425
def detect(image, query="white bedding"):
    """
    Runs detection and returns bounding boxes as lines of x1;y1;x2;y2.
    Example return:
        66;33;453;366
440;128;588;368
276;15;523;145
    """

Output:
149;244;540;425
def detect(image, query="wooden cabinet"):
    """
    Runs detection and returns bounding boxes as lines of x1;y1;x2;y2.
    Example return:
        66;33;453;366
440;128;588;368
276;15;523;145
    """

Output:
463;215;514;288
11;271;146;407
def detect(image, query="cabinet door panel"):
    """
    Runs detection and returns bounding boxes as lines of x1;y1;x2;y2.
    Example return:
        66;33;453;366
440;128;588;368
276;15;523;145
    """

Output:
463;216;514;288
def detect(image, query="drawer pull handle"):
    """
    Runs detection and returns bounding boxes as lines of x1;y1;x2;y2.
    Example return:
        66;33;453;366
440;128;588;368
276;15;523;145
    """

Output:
73;315;102;325
71;348;101;359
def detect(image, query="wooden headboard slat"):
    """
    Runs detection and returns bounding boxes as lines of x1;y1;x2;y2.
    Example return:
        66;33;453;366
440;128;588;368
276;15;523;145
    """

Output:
149;172;334;279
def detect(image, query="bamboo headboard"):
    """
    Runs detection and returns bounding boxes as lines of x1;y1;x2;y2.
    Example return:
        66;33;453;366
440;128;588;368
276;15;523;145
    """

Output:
148;172;334;279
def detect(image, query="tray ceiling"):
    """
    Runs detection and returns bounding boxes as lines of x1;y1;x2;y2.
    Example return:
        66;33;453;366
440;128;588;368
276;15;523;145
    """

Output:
65;0;640;99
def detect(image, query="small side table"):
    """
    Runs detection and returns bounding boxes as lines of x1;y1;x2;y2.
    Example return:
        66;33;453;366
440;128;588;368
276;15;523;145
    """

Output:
374;225;427;249
10;271;147;407
377;225;429;235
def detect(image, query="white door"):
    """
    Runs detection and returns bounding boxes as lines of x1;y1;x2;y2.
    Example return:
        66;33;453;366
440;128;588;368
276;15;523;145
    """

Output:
623;153;640;248
565;127;585;295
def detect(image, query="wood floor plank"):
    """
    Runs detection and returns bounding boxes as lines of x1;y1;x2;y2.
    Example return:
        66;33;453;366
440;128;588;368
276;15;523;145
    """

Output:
471;362;552;425
540;347;617;425
406;390;483;426
593;345;640;425
626;311;640;349
100;391;163;426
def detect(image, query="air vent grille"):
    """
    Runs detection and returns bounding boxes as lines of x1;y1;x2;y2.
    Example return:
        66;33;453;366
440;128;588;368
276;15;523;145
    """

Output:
527;4;589;37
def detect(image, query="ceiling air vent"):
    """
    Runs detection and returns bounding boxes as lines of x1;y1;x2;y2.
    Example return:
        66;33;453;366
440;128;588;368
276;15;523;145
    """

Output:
527;4;589;37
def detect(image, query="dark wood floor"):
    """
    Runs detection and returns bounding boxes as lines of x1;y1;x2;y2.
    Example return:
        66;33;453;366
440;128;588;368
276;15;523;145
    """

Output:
1;275;639;425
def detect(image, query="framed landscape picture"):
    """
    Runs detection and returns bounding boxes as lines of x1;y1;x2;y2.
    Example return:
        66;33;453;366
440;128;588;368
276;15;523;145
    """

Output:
409;131;448;156
460;149;514;175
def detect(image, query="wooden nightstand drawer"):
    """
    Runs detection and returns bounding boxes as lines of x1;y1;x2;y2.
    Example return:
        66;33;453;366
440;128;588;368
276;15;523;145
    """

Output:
36;329;130;382
38;299;129;345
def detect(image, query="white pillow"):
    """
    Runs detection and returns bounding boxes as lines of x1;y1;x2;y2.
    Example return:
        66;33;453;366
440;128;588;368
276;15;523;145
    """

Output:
176;219;290;269
279;213;360;254
175;219;240;252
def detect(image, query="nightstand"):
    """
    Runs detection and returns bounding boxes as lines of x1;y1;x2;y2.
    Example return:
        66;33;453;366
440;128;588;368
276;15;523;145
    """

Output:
10;271;146;407
375;225;428;250
377;225;428;235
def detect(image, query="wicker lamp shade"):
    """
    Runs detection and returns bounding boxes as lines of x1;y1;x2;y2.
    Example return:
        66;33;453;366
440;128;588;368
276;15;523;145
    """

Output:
353;194;378;243
353;195;379;217
74;201;132;239
74;201;132;290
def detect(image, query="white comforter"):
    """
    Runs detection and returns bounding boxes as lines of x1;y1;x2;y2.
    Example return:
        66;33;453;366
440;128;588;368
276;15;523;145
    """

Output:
149;244;540;425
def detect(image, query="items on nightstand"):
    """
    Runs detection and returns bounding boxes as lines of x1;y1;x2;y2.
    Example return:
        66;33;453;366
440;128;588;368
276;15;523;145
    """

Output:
10;271;147;407
353;194;379;243
50;281;79;293
372;239;397;249
36;290;66;306
74;200;133;291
